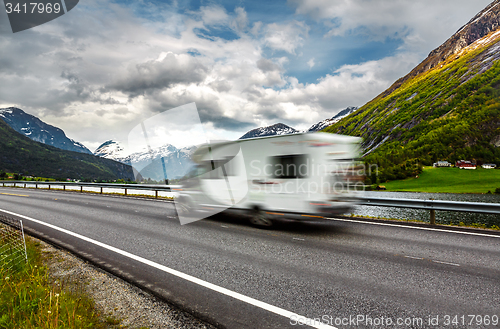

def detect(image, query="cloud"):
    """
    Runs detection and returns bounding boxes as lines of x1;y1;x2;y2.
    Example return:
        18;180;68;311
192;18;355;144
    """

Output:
199;5;229;26
142;85;254;131
107;52;209;97
289;0;493;52
0;0;493;149
257;58;281;72
307;58;315;69
233;7;248;31
208;79;232;92
264;21;309;54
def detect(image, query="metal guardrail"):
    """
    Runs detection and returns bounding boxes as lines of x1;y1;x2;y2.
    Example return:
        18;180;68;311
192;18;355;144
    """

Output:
0;181;179;197
2;181;500;225
358;197;500;214
358;197;500;224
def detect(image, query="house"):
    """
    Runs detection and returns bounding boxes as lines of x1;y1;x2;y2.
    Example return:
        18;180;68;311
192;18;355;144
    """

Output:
455;160;476;169
433;161;451;167
481;163;497;169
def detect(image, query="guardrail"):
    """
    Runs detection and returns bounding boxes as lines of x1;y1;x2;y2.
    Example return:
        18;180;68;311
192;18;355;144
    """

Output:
2;181;500;225
0;181;179;198
358;197;500;224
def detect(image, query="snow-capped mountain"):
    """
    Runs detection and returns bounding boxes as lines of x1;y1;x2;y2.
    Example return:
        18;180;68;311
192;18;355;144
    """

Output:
237;109;359;140
0;107;92;154
94;140;196;181
94;140;128;160
239;123;299;139
307;106;358;132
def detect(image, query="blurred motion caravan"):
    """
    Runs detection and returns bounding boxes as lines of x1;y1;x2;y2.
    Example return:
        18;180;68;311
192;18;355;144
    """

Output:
176;132;364;226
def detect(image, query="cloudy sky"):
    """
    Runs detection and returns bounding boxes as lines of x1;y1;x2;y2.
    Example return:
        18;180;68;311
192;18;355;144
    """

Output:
0;0;493;151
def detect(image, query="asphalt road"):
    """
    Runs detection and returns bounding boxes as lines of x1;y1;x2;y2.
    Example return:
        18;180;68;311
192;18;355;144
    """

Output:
1;187;499;328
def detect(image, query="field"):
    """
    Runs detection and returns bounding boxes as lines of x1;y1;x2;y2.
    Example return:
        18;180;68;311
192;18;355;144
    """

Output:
382;166;500;193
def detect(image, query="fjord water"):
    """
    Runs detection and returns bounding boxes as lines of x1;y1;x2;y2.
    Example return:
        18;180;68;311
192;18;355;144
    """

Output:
353;191;500;227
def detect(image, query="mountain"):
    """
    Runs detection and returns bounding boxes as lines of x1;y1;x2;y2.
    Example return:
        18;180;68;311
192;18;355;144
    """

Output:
382;0;500;96
0;119;134;180
94;140;128;160
94;140;196;181
325;1;500;183
0;107;93;154
237;109;358;138
307;106;358;132
239;123;298;139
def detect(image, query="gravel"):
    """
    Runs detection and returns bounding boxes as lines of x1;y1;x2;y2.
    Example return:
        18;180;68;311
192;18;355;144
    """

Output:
39;238;216;329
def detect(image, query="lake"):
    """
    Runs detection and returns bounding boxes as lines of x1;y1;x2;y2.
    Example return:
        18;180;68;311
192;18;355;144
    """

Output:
352;191;500;227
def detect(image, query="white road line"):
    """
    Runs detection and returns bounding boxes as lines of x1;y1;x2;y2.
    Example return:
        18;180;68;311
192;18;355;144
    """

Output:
330;218;500;239
432;260;460;267
0;208;336;329
293;237;305;241
403;255;460;266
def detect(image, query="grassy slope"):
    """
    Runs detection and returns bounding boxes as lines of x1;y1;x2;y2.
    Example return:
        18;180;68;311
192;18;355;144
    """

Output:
383;166;500;193
325;32;500;184
0;119;134;181
0;234;108;329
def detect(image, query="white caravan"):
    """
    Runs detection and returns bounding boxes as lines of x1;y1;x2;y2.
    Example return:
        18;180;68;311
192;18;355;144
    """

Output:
176;132;364;226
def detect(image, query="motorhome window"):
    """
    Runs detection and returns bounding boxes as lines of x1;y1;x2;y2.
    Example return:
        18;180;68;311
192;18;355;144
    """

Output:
200;159;236;179
270;154;307;179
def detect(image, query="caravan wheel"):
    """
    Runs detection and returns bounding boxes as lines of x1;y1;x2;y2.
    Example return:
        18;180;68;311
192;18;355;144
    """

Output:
249;209;273;227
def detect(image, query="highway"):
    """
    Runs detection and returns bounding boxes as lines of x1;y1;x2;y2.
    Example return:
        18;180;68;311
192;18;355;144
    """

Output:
1;186;499;328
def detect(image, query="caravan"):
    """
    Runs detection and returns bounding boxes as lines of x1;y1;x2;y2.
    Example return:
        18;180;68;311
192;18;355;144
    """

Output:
176;132;364;226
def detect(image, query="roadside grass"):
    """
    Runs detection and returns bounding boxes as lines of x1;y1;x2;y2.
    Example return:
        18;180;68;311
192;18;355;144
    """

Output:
382;166;500;193
0;233;122;329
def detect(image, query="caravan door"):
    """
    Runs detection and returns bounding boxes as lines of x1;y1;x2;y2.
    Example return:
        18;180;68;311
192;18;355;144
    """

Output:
258;153;308;212
198;146;248;207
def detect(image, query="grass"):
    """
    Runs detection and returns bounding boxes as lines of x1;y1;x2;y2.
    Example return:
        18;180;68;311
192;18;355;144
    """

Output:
0;233;120;329
382;166;500;193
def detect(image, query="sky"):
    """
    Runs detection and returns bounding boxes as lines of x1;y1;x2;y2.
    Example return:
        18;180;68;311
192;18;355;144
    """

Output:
0;0;494;151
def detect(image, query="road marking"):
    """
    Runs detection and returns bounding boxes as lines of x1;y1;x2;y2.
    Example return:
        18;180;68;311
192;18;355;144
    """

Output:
293;237;305;241
0;192;29;197
432;260;460;267
330;218;500;239
0;208;336;329
403;255;460;267
221;225;229;228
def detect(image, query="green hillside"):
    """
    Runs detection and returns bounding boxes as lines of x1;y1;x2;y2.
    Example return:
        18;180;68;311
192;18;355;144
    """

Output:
382;166;500;193
325;32;500;184
0;119;134;181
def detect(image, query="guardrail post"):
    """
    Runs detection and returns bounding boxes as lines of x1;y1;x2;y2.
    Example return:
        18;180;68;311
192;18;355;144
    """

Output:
155;190;158;198
124;188;127;196
80;186;83;193
24;183;26;188
63;185;65;191
48;185;50;190
35;183;37;189
100;187;103;194
430;209;436;225
13;182;16;187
